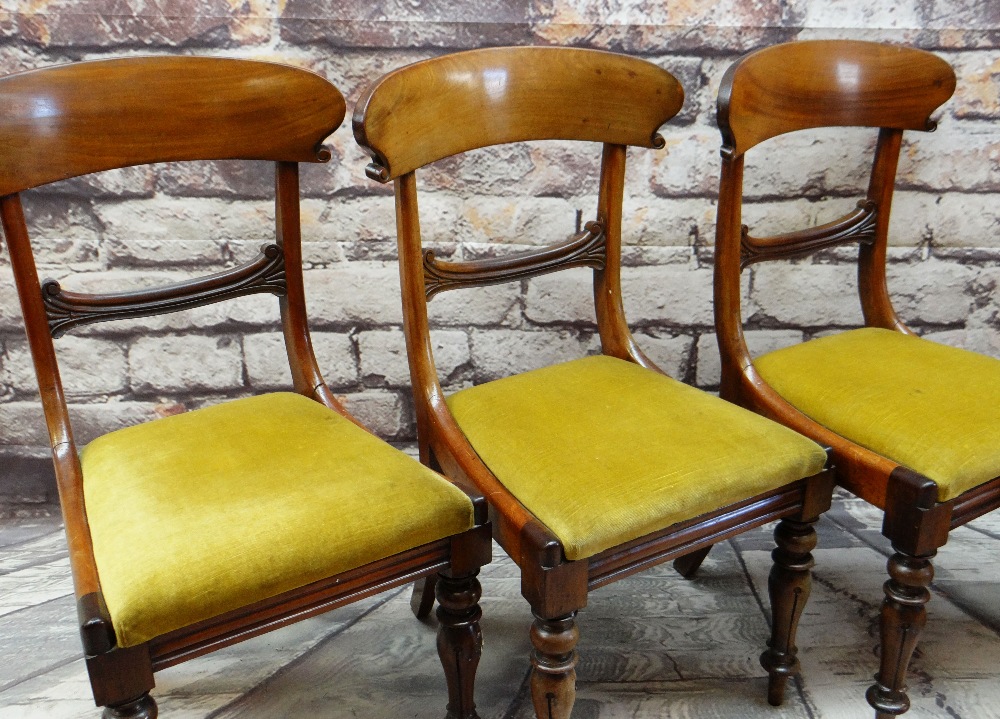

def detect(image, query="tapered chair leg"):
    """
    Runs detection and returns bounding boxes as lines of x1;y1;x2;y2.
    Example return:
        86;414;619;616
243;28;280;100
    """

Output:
530;612;579;719
436;570;484;719
672;545;712;579
866;550;934;718
103;694;157;719
412;575;438;619
760;517;818;705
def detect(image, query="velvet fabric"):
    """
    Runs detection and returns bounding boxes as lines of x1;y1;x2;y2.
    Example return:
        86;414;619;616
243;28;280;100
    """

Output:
82;392;474;648
756;327;1000;502
447;355;827;561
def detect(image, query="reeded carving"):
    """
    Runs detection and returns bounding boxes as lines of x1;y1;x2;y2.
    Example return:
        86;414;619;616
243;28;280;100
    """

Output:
866;551;935;717
42;243;286;337
760;517;818;706
740;200;877;269
423;221;605;300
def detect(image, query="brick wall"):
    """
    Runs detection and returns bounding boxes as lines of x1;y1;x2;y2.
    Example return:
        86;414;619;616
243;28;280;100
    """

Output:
0;2;997;501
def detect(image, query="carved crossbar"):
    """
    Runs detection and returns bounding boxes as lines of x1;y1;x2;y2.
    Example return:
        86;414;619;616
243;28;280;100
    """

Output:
740;200;877;269
42;243;286;337
423;221;605;300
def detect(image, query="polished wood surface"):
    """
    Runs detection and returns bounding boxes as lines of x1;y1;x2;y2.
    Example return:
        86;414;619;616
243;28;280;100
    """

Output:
356;44;834;718
711;39;997;719
353;46;683;181
718;39;955;156
0;57;491;719
0;56;344;196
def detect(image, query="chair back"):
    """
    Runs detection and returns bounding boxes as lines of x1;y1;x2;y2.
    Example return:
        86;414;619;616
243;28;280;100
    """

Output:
353;46;684;486
0;57;347;525
713;40;956;398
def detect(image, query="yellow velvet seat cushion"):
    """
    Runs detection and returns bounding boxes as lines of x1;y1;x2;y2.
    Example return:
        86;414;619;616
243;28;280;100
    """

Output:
82;392;474;648
755;327;1000;502
446;355;827;561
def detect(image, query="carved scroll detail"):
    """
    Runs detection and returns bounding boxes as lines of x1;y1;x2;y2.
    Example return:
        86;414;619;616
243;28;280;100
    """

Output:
43;243;286;337
740;200;877;269
423;221;605;300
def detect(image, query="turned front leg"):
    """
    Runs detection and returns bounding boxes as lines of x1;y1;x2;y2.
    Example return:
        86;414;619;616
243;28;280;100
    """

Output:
760;517;817;706
530;612;579;719
866;551;934;718
436;570;484;719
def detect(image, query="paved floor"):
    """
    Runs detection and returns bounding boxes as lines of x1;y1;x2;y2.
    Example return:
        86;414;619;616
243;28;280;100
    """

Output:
0;492;998;719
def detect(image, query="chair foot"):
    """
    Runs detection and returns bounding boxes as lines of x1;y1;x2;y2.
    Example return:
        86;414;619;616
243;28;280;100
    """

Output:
436;570;483;719
412;575;438;619
865;550;934;718
672;545;711;579
103;693;157;719
760;517;817;706
530;612;578;719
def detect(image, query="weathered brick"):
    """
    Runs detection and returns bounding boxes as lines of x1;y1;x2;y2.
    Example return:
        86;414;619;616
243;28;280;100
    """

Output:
927;191;1000;248
750;262;865;327
338;390;407;439
785;0;921;28
650;129;721;198
633;331;695;379
897;120;1000;193
695;329;803;388
888;259;976;325
280;0;534;48
53;336;128;397
951;51;1000;120
38;166;155;199
129;335;243;394
244;331;357;391
621;263;715;327
157;160;274;199
922;327;1000;360
305;263;403;327
359;328;469;387
469;328;597;381
458;196;579;245
524;269;597;326
11;0;271;48
96;197;275;247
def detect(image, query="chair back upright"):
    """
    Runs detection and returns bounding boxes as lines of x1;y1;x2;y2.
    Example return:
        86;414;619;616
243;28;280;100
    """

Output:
714;40;956;398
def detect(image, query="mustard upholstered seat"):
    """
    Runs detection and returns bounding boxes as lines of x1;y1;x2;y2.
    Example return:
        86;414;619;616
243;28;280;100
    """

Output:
447;355;827;561
83;392;474;647
755;328;1000;503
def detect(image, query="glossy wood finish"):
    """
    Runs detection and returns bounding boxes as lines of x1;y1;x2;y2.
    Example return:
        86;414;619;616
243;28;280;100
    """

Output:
355;45;835;718
0;56;343;196
712;39;997;718
0;57;491;718
353;46;682;181
718;39;955;157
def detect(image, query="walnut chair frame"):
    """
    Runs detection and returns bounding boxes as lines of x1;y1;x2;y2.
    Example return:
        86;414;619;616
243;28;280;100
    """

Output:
355;46;835;719
711;40;987;718
0;57;491;719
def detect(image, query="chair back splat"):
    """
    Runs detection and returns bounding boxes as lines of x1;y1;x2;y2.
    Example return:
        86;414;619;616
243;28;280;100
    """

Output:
1;56;491;718
711;40;1000;719
356;45;834;719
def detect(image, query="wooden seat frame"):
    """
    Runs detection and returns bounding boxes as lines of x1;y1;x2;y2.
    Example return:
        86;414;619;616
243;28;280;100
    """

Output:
354;46;834;719
711;39;987;719
0;57;491;719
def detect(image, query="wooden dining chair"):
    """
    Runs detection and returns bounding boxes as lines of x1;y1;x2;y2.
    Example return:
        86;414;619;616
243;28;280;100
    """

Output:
711;40;999;718
354;45;834;719
0;57;491;719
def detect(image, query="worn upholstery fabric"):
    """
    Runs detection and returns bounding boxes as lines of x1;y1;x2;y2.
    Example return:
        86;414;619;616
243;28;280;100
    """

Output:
756;327;1000;502
82;392;474;648
446;355;827;561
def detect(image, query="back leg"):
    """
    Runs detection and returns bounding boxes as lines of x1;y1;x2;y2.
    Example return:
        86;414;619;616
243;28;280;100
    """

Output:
672;545;712;579
411;575;438;619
